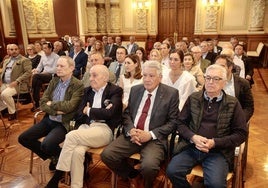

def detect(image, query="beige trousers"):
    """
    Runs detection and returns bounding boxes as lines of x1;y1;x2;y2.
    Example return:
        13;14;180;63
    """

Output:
0;83;17;114
56;123;113;188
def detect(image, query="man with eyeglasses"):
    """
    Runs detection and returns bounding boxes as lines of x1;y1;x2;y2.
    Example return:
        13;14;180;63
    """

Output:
167;64;248;188
0;44;32;120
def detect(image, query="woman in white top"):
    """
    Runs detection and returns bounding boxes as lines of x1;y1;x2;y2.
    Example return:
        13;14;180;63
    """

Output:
162;50;197;111
183;52;205;91
119;54;143;107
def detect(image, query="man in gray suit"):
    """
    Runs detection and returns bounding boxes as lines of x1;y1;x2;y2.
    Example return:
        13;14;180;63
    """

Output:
101;60;179;188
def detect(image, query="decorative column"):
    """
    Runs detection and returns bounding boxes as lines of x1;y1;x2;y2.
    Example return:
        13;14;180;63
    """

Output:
110;1;121;33
86;0;97;33
96;1;106;33
204;4;220;32
21;0;37;34
248;0;265;31
136;8;147;33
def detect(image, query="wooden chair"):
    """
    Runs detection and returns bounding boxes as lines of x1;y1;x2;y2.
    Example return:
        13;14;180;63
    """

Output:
189;142;245;188
247;42;265;67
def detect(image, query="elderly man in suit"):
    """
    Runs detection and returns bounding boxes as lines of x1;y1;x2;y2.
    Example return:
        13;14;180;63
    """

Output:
101;60;179;188
0;44;32;120
69;40;88;79
19;56;84;171
46;64;123;188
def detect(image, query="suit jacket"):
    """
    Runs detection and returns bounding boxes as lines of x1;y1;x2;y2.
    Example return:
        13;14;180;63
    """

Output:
75;82;123;132
105;44;118;61
109;61;125;83
204;52;217;64
241;55;254;85
233;75;254;121
40;76;84;131
123;83;179;150
69;49;88;78
1;54;32;93
127;43;139;54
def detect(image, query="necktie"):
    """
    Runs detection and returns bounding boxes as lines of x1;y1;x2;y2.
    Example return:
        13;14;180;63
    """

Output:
136;94;152;130
115;64;122;82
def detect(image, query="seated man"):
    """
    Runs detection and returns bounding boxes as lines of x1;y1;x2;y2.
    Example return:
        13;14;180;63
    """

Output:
31;42;59;111
18;56;84;171
0;44;32;120
101;61;179;188
166;64;248;188
45;64;123;188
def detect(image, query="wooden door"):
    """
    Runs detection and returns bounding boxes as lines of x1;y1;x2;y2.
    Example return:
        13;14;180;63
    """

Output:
158;0;196;43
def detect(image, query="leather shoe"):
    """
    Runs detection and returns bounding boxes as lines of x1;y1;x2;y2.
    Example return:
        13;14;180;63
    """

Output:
49;156;58;171
8;112;16;121
129;174;144;188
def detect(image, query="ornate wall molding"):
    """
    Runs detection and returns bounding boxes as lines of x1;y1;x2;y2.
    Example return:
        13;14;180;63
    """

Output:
22;0;57;37
136;9;147;33
0;0;16;37
86;1;97;33
110;2;121;33
204;5;220;32
248;0;265;31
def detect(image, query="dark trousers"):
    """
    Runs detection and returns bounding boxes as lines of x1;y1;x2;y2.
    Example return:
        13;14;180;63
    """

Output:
32;73;53;107
101;135;165;188
18;116;67;160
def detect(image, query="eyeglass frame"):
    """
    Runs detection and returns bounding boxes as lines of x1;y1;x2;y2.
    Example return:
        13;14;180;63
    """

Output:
204;75;224;83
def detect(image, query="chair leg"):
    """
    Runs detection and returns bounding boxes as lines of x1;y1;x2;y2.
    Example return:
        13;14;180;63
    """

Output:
111;171;117;188
29;151;34;174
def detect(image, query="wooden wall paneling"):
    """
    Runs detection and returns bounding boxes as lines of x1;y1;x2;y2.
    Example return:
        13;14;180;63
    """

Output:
53;0;78;37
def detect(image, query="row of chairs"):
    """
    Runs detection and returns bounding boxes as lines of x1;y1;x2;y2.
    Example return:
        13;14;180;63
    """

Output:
29;111;246;188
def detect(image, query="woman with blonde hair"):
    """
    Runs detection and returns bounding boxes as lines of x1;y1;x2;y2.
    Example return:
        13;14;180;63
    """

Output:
119;54;143;107
26;44;41;69
182;52;204;91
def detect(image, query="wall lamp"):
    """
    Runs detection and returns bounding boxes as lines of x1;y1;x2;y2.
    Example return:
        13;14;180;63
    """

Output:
132;0;150;10
202;0;223;6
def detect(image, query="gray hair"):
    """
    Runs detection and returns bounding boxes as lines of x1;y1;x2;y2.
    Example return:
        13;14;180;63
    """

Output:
58;56;75;67
142;60;162;76
92;64;110;82
205;64;227;81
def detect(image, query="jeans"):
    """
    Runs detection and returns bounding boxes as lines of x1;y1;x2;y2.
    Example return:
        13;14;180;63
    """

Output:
166;146;229;188
18;116;67;160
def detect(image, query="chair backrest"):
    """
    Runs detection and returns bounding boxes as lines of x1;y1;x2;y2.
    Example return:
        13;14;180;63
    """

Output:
256;42;264;56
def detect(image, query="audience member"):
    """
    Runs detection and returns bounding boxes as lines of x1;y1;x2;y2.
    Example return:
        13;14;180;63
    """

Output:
109;46;127;85
53;41;66;56
34;41;45;56
119;54;143;107
46;64;123;188
0;44;12;68
69;40;88;79
230;36;239;49
115;36;122;47
0;44;32;120
102;35;108;46
149;49;162;62
82;52;116;87
89;40;105;56
135;47;147;64
127;36;139;54
166;64;248;188
25;44;41;69
153;42;161;50
182;52;204;91
234;44;254;86
85;37;96;55
31;42;59;111
162;50;197;110
101;60;179;188
160;43;171;68
215;54;254;121
19;56;84;171
104;36;118;67
200;41;217;64
213;38;222;55
175;41;189;54
191;46;211;73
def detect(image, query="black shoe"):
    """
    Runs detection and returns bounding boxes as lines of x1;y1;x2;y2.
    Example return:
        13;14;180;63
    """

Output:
8;112;16;121
49;156;58;171
46;170;63;188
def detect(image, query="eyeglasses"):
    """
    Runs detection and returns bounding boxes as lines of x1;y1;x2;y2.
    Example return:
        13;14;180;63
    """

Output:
204;76;223;83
